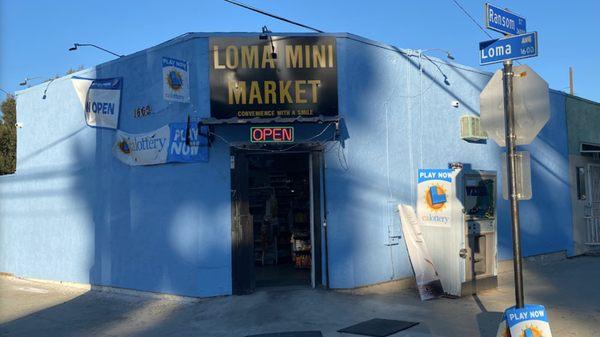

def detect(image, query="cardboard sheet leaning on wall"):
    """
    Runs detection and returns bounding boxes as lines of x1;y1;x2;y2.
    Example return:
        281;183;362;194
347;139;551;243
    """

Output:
113;122;208;166
398;204;444;301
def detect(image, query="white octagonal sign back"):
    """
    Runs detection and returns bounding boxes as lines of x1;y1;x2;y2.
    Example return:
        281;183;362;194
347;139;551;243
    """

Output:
480;65;550;147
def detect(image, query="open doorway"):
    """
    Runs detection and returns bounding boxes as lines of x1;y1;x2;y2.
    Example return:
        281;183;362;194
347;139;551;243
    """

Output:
248;153;312;287
231;149;323;294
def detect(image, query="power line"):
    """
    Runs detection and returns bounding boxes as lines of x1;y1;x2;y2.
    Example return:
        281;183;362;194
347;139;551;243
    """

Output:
217;1;489;77
223;0;323;33
448;1;523;66
449;0;494;39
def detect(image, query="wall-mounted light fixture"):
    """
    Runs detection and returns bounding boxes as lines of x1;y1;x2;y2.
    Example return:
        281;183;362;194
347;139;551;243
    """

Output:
259;26;277;59
418;49;455;86
420;48;454;60
42;78;56;100
259;26;270;40
68;43;124;58
19;77;42;86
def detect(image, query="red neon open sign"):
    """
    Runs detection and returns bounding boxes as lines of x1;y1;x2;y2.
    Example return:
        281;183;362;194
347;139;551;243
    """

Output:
250;127;294;143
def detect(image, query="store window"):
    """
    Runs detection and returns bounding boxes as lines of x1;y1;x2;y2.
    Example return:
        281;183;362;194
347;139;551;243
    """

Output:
576;167;587;200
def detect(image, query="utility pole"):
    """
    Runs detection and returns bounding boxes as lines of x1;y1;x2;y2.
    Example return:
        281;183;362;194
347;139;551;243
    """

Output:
569;67;574;95
480;5;554;334
502;60;525;308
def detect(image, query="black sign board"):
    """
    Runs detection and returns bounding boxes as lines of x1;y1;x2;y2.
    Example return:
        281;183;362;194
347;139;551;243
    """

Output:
209;36;338;120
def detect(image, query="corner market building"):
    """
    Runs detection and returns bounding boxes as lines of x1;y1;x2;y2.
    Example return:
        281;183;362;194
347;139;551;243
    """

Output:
0;32;593;298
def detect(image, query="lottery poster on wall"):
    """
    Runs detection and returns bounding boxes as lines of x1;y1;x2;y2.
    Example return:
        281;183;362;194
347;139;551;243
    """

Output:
162;57;190;103
71;77;122;129
113;125;170;166
417;169;454;228
167;122;209;163
113;123;208;166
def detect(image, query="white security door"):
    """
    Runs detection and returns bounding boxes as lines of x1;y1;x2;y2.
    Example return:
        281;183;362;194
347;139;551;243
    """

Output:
585;164;600;246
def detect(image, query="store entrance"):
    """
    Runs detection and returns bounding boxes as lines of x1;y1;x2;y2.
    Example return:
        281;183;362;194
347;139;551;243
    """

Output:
231;149;323;294
249;153;311;287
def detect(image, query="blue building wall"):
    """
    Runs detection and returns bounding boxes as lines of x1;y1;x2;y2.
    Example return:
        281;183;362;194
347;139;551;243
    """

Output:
0;33;574;296
325;36;573;288
0;35;232;297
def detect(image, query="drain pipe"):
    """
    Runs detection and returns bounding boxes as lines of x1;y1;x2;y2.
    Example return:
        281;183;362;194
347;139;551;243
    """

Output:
322;152;330;289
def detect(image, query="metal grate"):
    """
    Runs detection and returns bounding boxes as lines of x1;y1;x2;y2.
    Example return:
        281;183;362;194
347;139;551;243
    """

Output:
585;165;600;245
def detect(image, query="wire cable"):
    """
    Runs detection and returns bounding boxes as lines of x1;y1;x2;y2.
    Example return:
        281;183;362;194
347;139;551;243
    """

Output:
336;141;349;171
384;103;392;198
449;0;494;39
221;0;489;76
223;0;323;33
448;0;522;67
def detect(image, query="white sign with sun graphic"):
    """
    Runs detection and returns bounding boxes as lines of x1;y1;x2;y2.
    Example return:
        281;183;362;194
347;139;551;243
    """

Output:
417;169;455;228
496;304;553;337
162;57;190;103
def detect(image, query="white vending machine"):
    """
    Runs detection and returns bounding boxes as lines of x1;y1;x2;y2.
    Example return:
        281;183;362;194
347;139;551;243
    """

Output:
460;170;498;295
417;167;498;297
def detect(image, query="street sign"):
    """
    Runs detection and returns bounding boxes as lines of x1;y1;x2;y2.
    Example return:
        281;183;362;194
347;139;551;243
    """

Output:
485;3;527;35
480;64;550;147
479;3;537;312
501;151;532;200
479;32;538;65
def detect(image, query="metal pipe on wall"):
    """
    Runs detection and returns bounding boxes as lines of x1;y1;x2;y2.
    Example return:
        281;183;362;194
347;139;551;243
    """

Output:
322;150;330;289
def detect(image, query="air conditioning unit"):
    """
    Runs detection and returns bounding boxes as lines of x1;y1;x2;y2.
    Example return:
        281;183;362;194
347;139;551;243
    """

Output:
460;115;488;142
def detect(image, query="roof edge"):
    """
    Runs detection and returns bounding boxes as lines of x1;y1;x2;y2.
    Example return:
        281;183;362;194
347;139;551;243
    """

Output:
27;31;595;98
564;92;600;106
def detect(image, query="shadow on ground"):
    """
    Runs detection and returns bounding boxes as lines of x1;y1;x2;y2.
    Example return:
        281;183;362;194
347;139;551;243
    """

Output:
1;256;599;337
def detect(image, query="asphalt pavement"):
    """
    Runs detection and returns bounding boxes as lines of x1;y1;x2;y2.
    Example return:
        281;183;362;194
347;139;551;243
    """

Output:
0;256;598;337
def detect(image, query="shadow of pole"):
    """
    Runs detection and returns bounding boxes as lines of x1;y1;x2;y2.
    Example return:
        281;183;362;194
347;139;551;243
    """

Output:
473;294;505;337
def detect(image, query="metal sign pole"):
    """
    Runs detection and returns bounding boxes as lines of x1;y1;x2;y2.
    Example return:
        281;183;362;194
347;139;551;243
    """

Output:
503;60;525;308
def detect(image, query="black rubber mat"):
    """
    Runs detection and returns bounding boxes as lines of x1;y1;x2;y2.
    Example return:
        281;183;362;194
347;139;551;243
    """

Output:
246;331;323;337
338;318;419;337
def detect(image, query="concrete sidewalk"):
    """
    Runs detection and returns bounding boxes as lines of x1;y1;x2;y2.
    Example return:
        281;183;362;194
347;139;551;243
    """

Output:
0;256;599;337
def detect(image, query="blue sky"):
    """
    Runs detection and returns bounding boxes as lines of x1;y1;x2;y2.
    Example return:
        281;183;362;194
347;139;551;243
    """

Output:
1;1;598;101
